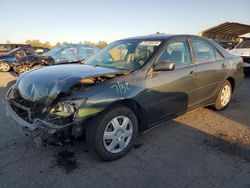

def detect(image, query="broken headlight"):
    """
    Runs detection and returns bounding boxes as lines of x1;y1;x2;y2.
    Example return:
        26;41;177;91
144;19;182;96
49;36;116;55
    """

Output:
50;99;87;117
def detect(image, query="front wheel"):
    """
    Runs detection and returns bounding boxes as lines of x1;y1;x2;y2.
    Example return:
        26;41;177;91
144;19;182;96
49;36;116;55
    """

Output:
86;105;138;161
0;62;11;72
13;65;30;74
213;80;232;110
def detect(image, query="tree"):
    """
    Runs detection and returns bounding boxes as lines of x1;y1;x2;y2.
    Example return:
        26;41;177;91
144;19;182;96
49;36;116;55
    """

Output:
24;39;109;49
83;41;95;46
25;40;53;49
62;41;69;45
155;31;165;34
96;41;108;48
55;42;62;47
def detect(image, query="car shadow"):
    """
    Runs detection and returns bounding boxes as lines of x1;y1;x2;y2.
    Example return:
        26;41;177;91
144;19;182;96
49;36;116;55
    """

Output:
215;75;250;127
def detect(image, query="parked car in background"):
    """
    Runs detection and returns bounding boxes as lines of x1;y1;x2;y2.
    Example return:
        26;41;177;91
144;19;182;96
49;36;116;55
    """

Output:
0;44;30;55
229;38;250;73
13;44;100;74
6;35;244;161
0;46;37;72
33;47;50;55
213;39;238;50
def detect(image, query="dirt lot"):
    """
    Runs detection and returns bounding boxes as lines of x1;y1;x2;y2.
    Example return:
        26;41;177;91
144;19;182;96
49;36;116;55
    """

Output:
0;72;249;188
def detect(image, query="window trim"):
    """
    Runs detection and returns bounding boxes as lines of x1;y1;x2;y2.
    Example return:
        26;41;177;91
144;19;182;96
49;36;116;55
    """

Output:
189;38;225;64
190;38;217;64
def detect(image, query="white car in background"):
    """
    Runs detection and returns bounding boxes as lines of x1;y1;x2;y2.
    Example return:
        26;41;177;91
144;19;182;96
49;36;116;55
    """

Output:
230;38;250;73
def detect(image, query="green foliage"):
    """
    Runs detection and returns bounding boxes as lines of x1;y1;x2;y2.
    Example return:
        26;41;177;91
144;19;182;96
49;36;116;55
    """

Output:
25;40;53;49
155;31;165;34
96;41;108;48
83;41;96;46
25;40;108;49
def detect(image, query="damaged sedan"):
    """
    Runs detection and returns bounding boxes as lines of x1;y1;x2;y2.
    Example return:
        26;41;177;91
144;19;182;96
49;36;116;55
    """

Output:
13;44;100;74
6;35;244;161
0;46;37;72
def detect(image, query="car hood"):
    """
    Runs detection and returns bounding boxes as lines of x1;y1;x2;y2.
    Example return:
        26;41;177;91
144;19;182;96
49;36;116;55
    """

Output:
0;54;11;60
15;64;124;105
229;48;250;57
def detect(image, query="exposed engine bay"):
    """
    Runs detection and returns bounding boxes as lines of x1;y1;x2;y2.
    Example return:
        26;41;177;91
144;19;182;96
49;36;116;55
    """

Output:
13;55;55;74
8;70;123;129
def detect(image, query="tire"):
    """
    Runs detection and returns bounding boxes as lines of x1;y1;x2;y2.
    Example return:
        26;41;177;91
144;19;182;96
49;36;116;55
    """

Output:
13;65;30;74
0;62;11;72
213;80;232;110
86;105;138;161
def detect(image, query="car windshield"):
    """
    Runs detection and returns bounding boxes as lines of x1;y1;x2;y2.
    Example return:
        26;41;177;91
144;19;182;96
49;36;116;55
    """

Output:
43;46;65;56
236;39;250;49
5;48;20;55
84;40;161;70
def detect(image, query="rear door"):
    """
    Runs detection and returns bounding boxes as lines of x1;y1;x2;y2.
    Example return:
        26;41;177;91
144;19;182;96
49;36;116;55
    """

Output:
188;38;227;107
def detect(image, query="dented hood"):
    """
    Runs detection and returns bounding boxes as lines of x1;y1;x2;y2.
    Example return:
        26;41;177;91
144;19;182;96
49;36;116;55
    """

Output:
15;64;124;104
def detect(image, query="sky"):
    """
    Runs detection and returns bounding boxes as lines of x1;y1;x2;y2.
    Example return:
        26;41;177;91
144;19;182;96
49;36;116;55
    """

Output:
0;0;249;44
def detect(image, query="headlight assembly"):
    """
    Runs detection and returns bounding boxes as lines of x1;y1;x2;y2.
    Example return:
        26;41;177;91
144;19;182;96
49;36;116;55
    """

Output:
50;98;87;117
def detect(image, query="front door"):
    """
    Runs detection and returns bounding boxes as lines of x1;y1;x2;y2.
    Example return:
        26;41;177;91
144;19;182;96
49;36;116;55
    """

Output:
144;38;199;125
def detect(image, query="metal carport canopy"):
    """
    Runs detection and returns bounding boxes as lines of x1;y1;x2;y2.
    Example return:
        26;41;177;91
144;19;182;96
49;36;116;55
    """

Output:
199;22;250;41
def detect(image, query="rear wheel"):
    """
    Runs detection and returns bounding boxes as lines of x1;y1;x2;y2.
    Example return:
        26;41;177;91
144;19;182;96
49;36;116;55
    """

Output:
86;105;138;161
0;62;11;72
213;80;232;110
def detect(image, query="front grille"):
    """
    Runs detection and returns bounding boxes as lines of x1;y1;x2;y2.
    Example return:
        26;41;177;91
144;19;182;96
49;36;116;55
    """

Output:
10;100;33;123
242;57;250;64
11;96;45;123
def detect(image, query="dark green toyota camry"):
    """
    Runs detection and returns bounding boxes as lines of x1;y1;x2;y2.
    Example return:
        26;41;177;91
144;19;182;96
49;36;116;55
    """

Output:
6;34;244;160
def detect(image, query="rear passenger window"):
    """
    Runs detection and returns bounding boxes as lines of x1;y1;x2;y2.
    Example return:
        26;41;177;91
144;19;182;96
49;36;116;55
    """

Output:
59;47;78;56
157;40;191;68
191;40;216;63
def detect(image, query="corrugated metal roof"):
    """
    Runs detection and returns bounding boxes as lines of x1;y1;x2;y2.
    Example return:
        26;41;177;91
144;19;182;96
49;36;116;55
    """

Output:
199;22;250;41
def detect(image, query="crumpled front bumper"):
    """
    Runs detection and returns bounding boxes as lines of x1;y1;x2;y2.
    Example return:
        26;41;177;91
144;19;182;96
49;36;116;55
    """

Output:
5;85;86;147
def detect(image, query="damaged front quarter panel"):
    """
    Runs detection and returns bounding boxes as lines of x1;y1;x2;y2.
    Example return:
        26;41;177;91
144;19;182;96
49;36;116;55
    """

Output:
15;64;125;106
6;64;128;146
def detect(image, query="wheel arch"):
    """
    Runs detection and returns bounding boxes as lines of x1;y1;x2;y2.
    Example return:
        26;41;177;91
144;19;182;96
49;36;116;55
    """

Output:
104;99;146;132
227;77;235;92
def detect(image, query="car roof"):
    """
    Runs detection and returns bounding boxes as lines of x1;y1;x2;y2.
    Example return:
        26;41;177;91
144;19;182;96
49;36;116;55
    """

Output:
60;44;97;48
119;34;232;58
119;34;203;41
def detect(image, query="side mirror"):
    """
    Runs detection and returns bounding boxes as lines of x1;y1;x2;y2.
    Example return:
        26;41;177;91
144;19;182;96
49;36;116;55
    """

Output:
153;60;175;71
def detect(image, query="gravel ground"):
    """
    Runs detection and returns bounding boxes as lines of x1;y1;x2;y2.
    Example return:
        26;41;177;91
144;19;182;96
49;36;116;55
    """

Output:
0;72;249;188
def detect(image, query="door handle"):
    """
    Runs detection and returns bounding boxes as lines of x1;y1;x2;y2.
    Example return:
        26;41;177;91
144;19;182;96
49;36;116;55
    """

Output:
188;71;198;77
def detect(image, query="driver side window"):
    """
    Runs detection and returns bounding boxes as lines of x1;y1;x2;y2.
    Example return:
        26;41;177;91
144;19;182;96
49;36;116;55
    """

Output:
157;40;191;68
15;50;26;58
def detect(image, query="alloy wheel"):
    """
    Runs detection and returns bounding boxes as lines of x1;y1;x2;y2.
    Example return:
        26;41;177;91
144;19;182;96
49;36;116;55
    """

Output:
0;62;10;72
220;85;231;107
